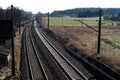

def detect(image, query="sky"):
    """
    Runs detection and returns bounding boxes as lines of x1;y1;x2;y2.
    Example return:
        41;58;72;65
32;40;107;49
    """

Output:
0;0;120;14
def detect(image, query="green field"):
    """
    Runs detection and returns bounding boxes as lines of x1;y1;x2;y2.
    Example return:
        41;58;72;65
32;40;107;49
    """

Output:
43;17;120;27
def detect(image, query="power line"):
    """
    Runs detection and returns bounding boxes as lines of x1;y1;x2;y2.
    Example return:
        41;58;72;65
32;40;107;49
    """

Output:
73;19;98;32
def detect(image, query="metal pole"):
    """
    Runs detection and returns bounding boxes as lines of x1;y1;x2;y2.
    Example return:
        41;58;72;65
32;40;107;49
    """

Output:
11;5;15;75
48;12;49;29
73;19;98;32
96;8;102;59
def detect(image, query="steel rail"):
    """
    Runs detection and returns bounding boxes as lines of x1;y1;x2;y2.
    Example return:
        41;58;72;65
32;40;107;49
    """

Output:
34;22;89;80
24;27;34;80
29;24;49;80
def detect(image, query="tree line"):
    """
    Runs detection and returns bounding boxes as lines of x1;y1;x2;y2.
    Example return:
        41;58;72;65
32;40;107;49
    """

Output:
49;8;120;18
103;14;120;21
77;10;100;17
0;6;33;26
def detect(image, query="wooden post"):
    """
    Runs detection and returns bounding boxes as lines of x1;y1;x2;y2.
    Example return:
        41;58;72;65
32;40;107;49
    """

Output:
82;18;83;28
48;12;49;29
96;9;102;59
41;14;42;27
19;10;21;35
11;5;15;75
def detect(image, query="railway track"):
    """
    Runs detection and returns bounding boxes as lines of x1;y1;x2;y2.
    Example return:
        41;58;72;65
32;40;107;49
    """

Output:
39;24;120;79
20;20;120;80
22;23;48;80
42;28;120;80
34;21;89;80
20;24;31;80
35;20;120;80
21;22;67;80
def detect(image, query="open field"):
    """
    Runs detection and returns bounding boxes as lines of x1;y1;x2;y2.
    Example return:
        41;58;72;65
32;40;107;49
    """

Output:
43;17;120;27
43;17;120;71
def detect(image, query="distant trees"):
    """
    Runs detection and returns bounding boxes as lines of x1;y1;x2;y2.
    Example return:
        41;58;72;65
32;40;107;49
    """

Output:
103;14;120;21
0;6;33;25
49;8;120;17
77;10;100;17
35;12;42;21
50;8;101;17
0;8;4;20
35;12;42;27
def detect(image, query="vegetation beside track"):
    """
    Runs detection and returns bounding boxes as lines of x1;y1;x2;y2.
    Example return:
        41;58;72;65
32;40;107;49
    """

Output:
43;17;120;72
0;27;24;80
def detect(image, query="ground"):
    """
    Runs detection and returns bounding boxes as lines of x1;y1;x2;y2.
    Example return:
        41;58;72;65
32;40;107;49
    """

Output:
0;27;24;80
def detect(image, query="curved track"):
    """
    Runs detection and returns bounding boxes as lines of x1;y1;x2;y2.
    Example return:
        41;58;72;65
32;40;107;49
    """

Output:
34;21;88;80
21;20;120;80
23;23;48;80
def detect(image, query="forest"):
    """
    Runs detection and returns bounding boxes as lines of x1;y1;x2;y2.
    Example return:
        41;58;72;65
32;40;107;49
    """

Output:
50;8;120;20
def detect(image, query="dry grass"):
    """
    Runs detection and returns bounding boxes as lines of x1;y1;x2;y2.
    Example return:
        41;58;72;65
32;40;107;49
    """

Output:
51;26;96;52
50;25;120;72
0;27;24;80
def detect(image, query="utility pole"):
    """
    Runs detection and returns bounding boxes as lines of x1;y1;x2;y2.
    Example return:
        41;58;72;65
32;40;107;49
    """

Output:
41;14;42;27
82;18;83;28
48;12;50;29
62;12;63;27
19;10;21;35
11;5;15;75
74;9;102;59
96;8;102;59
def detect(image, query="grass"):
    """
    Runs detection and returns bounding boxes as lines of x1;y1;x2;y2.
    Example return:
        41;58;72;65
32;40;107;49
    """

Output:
43;17;120;27
44;17;99;26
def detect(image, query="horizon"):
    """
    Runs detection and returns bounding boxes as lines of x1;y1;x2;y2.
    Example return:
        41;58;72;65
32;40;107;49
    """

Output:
0;0;120;14
1;6;120;14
